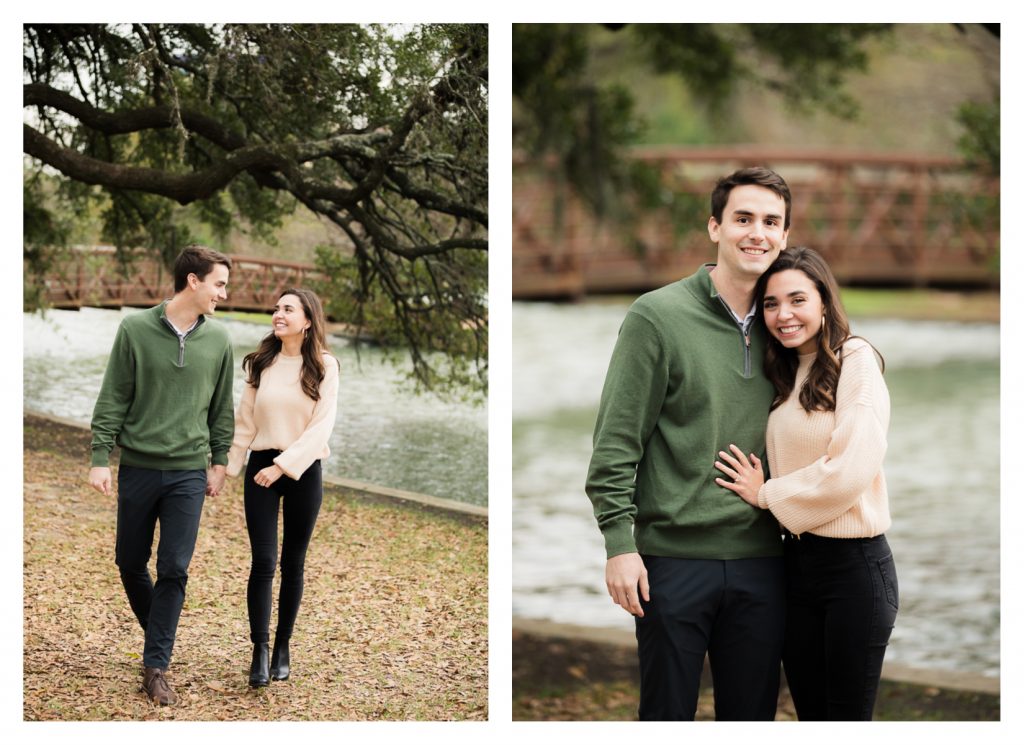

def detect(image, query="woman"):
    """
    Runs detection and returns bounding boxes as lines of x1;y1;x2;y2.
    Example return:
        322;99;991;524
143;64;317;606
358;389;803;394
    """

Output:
713;247;898;721
227;288;340;688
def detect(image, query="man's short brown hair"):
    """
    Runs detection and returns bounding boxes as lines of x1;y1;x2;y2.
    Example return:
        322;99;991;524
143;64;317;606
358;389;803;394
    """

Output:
710;166;792;230
173;245;232;292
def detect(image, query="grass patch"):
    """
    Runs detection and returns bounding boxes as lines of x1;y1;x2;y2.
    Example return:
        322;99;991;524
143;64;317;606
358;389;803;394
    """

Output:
840;287;999;322
218;310;273;325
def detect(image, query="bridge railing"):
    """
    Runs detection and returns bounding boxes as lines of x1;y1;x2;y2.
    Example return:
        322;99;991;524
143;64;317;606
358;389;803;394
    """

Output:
512;147;999;298
39;247;325;314
221;254;324;313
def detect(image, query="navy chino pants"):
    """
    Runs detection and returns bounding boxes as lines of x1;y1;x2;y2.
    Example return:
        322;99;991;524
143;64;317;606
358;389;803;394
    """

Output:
115;465;206;669
635;555;786;720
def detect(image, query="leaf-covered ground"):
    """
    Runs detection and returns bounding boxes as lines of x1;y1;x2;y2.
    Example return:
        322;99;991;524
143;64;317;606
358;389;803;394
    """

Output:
23;414;487;721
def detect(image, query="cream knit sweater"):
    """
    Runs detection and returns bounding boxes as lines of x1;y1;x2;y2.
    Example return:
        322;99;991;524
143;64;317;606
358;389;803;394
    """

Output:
756;338;891;537
226;352;340;480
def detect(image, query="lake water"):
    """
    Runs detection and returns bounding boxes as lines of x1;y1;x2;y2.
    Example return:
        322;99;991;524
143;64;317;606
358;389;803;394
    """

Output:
512;300;1000;677
23;307;487;506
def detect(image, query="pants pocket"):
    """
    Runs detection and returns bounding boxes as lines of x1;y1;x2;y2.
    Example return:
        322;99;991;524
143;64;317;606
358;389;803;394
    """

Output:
877;554;899;611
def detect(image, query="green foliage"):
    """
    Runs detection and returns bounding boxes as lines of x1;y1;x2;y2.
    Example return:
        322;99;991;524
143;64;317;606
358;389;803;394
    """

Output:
956;99;999;175
696;24;888;117
312;244;486;401
24;23;488;395
312;244;382;338
513;22;894;153
101;190;199;270
625;160;706;252
23;178;71;311
947;97;1000;273
512;23;891;235
514;25;644;219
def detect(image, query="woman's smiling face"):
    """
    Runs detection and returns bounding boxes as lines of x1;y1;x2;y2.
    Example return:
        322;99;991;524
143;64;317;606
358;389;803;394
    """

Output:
762;269;824;355
272;293;309;341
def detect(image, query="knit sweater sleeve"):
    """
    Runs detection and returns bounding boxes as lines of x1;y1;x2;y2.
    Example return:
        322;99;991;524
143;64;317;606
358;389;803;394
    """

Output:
90;320;136;467
226;382;257;477
272;355;340;479
757;342;889;534
586;310;669;558
206;342;235;467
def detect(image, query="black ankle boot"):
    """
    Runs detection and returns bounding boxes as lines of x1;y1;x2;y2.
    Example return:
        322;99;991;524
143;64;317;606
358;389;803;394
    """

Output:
270;638;290;681
249;642;270;688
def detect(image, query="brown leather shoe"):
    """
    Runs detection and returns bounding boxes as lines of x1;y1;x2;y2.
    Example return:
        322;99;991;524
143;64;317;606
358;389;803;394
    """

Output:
142;666;177;706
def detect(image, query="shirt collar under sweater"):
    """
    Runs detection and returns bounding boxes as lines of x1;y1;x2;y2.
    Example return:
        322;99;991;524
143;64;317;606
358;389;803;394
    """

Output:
699;263;758;333
158;300;204;338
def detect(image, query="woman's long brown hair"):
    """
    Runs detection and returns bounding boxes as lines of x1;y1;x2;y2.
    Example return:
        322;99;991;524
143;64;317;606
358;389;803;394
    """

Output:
242;288;336;401
754;247;884;412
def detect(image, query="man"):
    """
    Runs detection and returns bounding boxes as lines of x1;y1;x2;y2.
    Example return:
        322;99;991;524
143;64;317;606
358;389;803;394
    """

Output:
88;245;235;706
586;167;791;720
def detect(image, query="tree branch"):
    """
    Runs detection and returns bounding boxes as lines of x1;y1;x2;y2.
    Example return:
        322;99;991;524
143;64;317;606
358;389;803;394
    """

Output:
348;202;486;258
385;165;488;226
25;82;246;149
25;122;288;203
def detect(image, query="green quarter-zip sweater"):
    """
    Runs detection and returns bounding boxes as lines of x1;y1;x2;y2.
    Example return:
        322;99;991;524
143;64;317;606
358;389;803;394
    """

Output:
586;265;783;560
90;302;235;470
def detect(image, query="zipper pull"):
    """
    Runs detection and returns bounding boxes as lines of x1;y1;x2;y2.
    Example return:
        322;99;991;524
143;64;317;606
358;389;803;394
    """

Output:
744;333;751;349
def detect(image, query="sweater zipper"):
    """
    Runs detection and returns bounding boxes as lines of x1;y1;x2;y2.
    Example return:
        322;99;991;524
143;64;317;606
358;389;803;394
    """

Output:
162;317;201;368
180;323;202;367
715;295;753;378
743;331;751;377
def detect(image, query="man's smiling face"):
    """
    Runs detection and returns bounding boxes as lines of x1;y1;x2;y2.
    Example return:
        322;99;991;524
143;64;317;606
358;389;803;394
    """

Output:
708;184;789;281
190;263;229;315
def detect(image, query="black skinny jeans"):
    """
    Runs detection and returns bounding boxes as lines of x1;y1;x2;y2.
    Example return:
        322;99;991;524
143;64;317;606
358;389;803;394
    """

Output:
782;532;899;720
244;450;323;644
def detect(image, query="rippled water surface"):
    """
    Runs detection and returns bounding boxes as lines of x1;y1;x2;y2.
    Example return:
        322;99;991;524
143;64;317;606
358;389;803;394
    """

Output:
24;308;487;506
512;300;1000;677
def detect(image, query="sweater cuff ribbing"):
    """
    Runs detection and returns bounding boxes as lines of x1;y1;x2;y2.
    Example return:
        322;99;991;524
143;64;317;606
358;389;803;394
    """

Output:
757;484;770;510
602;520;637;559
90;447;111;468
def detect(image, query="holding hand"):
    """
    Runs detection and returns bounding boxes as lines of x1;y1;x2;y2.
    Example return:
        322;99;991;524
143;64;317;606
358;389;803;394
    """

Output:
714;444;765;507
206;464;227;496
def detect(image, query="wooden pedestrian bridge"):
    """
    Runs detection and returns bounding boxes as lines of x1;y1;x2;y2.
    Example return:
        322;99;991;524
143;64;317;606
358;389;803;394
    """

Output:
513;146;1000;298
38;249;327;316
